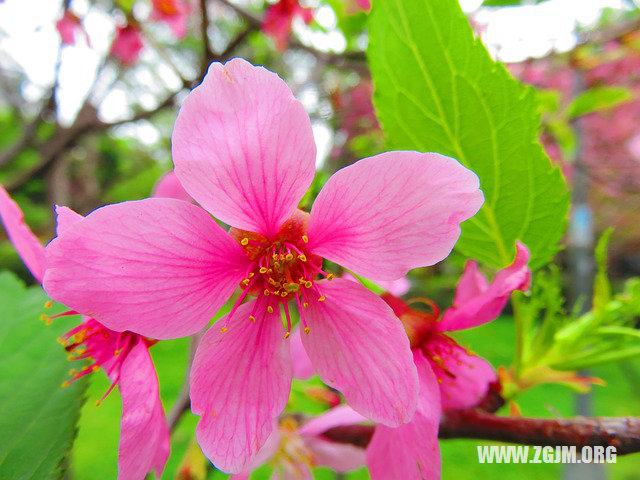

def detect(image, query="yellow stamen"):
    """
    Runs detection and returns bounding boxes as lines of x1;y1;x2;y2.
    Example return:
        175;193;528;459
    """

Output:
327;273;334;281
303;302;309;308
267;306;274;314
284;283;300;293
284;332;291;339
264;289;270;296
318;296;326;302
249;315;256;323
240;237;249;246
280;291;288;298
61;381;70;387
39;314;48;321
304;281;312;288
298;254;307;262
285;253;294;261
44;300;52;308
302;235;309;243
304;327;311;334
260;267;268;274
248;272;255;278
220;327;228;333
241;279;250;286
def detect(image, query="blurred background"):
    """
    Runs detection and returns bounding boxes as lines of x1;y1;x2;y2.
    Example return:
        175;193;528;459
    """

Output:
0;0;639;478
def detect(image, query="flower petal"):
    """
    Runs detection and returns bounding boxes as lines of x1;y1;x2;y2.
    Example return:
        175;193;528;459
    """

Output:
427;336;497;411
190;297;292;473
44;198;250;339
305;437;366;472
172;58;316;236
376;276;411;296
230;429;282;479
451;260;488;305
308;152;483;280
54;205;83;235
366;350;441;480
301;279;418;427
438;241;531;332
0;185;47;283
298;405;368;437
152;171;193;203
289;326;315;380
118;339;170;480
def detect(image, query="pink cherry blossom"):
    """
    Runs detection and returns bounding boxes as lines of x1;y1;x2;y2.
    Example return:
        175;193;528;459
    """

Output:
263;0;314;51
0;186;169;480
56;10;87;46
43;58;483;473
365;242;531;479
231;406;367;479
110;25;144;66
151;0;191;39
343;271;411;297
346;0;371;14
152;170;193;202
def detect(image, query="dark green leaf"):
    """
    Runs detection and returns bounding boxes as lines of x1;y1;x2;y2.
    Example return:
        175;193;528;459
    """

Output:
0;271;87;479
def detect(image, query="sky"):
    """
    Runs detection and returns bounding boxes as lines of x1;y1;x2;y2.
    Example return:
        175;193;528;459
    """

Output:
0;0;632;161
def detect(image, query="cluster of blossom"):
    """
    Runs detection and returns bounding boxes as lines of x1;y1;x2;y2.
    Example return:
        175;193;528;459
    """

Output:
56;0;191;65
0;58;531;479
508;33;640;245
55;0;371;65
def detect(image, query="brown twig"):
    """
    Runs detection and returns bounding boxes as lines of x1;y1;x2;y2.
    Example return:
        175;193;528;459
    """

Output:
200;0;215;72
322;410;640;456
168;329;205;432
214;0;366;65
0;43;63;167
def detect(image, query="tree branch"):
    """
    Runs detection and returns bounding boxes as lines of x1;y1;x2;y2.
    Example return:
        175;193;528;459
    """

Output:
214;0;366;65
200;0;215;72
322;410;640;456
168;329;205;432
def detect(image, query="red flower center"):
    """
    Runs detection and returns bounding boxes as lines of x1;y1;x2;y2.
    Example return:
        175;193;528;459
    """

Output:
223;210;334;337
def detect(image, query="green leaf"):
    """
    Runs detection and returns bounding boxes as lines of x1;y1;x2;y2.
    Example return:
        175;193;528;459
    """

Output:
368;0;569;269
567;86;633;118
593;227;613;312
0;271;87;479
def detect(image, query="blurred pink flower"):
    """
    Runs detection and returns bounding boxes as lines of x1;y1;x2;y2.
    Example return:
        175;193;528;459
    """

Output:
151;0;191;39
43;58;483;473
56;10;88;46
366;242;531;479
231;406;367;479
0;186;169;480
346;0;371;13
110;25;144;66
342;271;411;297
152;171;194;202
263;0;314;51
